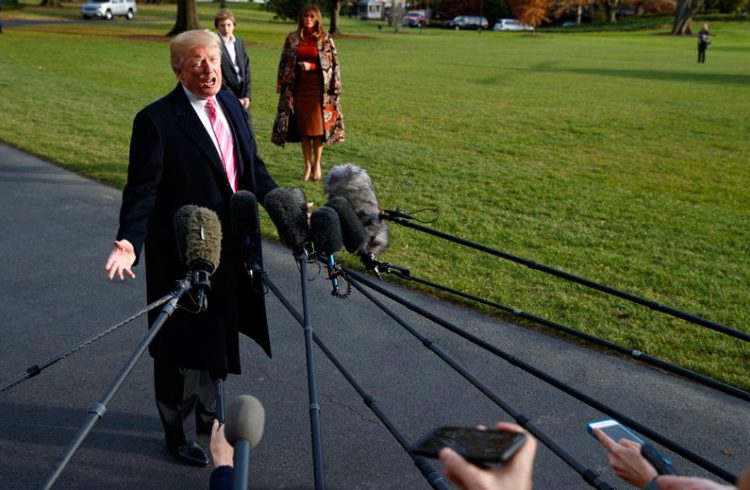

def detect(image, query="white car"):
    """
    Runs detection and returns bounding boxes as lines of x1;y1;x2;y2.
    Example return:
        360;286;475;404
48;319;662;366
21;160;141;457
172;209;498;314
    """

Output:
81;0;137;20
493;18;533;31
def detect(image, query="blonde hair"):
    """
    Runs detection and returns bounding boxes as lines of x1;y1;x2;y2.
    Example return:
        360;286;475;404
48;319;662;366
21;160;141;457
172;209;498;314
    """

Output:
297;5;327;41
214;8;237;28
170;29;221;72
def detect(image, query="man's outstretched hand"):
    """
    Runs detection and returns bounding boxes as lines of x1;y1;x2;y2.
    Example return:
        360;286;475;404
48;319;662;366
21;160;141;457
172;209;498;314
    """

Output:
105;239;136;280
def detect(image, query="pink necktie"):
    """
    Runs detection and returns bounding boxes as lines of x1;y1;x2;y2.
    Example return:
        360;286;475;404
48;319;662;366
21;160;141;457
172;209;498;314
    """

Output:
205;98;238;192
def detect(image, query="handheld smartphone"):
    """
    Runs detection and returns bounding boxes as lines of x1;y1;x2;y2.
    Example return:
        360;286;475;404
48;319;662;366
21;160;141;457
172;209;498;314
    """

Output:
587;419;645;445
587;419;676;475
412;426;526;465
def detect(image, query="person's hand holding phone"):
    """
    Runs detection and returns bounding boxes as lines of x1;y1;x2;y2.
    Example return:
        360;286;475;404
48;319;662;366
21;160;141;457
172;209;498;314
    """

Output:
594;428;657;487
439;423;537;490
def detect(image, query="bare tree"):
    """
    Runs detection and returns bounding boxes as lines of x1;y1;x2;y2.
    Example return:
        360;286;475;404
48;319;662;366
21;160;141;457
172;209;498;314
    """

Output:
391;1;405;32
672;0;703;34
550;0;593;25
167;0;201;37
328;0;344;34
603;0;619;23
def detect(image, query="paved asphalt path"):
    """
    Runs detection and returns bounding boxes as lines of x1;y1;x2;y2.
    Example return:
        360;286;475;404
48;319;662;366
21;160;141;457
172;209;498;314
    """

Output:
0;142;747;489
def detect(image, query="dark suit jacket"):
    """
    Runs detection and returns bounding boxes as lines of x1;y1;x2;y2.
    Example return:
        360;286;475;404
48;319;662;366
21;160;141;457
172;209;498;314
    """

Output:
220;36;251;101
117;84;277;375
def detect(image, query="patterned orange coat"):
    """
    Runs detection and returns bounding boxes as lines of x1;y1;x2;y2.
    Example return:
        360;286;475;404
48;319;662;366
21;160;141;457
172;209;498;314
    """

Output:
271;31;345;146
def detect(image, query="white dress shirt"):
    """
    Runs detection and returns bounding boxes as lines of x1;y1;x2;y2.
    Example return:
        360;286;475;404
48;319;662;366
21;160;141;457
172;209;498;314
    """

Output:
182;85;233;161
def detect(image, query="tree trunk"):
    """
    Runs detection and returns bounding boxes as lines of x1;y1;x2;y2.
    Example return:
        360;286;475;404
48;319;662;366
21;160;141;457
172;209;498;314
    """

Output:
605;0;619;23
576;3;582;24
167;0;200;37
672;0;703;34
328;0;342;35
39;0;63;7
391;2;405;32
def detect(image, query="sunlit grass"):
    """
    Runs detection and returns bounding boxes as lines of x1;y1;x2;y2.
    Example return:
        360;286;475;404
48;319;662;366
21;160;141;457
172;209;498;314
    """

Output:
1;4;748;390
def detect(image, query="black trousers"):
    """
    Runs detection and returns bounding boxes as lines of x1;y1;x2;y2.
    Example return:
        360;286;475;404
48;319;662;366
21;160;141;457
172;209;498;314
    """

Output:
698;45;707;63
153;357;217;447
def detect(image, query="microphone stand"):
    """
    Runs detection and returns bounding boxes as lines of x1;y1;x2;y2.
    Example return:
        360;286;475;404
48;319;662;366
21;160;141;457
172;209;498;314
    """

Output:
41;279;193;489
343;268;739;485
0;294;172;394
364;259;750;402
380;210;748;343
342;269;616;489
295;248;326;490
261;274;448;490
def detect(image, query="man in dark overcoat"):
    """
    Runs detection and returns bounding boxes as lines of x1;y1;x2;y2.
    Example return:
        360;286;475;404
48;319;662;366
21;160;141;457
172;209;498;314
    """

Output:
105;29;277;467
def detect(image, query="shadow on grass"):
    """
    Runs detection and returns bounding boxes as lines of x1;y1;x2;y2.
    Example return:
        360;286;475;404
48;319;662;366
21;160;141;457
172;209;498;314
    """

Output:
532;62;750;86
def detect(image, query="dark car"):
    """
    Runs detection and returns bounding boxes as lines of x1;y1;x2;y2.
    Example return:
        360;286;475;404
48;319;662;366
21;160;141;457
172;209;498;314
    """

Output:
444;15;489;30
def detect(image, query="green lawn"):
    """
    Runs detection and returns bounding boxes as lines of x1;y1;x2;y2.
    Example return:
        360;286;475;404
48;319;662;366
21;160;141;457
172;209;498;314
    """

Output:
1;4;748;390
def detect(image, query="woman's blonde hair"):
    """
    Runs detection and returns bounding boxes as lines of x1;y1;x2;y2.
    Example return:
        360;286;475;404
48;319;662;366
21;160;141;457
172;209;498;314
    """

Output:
297;5;326;41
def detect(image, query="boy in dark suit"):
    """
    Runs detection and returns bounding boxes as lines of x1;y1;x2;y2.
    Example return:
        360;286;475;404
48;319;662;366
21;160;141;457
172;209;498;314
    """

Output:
215;10;251;112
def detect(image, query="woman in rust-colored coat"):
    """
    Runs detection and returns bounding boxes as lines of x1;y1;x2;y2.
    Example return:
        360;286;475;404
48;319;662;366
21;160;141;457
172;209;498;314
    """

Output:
272;5;345;182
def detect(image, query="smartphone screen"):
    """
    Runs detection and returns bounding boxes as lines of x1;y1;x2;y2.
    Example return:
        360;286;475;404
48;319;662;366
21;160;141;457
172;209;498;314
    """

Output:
412;426;526;465
587;419;644;445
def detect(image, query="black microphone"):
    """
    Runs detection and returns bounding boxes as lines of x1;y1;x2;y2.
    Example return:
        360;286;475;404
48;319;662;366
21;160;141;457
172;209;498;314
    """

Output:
324;164;389;268
230;190;260;277
174;205;223;311
325;196;368;254
264;187;309;258
310;206;344;295
225;395;265;490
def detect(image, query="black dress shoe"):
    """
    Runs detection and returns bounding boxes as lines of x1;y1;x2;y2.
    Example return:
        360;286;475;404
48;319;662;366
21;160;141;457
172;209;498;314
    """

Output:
171;441;210;467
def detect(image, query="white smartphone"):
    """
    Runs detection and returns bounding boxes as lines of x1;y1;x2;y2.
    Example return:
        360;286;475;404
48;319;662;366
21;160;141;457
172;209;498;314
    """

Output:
587;418;645;444
587;418;677;475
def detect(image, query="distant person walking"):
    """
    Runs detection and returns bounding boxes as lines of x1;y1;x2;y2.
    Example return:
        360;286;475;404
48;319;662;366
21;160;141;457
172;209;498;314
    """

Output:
697;22;711;63
215;9;252;120
272;4;345;182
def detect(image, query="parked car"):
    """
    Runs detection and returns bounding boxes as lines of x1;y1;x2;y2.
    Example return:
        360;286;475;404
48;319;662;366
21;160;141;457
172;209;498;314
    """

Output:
403;11;429;27
81;0;137;20
444;15;489;30
493;18;533;31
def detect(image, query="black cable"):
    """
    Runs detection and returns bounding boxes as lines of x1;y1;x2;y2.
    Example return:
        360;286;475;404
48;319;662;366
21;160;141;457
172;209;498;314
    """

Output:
381;213;749;343
261;273;449;490
343;268;739;484
343;270;616;489
380;266;749;403
0;293;172;394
